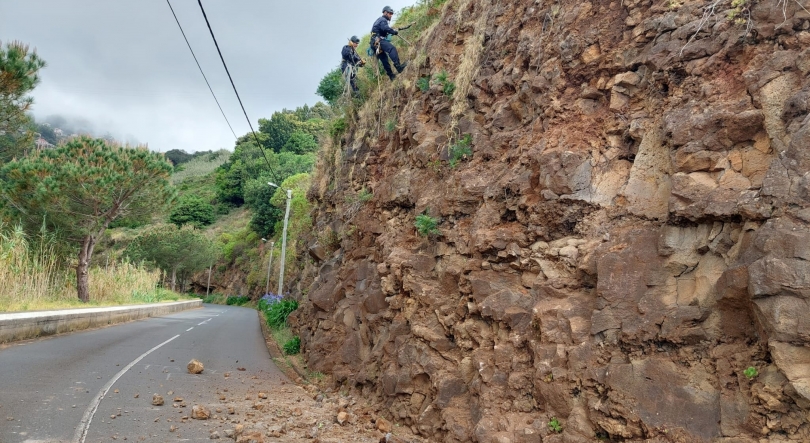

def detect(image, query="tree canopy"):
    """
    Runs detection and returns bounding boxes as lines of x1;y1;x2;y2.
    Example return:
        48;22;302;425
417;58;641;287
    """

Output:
169;195;216;228
0;136;175;301
281;131;318;155
0;40;46;163
316;67;343;107
125;224;218;291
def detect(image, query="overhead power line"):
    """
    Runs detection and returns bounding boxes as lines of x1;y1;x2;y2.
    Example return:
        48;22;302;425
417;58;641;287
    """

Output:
195;0;279;182
165;0;237;139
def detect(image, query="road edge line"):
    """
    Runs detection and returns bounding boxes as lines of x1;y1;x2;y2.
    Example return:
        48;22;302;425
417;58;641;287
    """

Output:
72;334;181;443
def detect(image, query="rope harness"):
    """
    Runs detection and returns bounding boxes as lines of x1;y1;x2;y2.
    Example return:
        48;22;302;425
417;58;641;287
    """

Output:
341;44;365;101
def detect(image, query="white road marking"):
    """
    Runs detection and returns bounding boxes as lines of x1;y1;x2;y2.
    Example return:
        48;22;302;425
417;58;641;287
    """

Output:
186;327;194;331
72;334;180;443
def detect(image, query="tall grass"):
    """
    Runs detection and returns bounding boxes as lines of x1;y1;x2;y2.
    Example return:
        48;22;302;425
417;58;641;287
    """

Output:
0;225;167;312
84;261;162;305
0;225;65;311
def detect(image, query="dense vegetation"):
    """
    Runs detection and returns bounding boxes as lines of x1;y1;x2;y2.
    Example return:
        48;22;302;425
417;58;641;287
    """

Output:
0;0;444;309
0;36;329;309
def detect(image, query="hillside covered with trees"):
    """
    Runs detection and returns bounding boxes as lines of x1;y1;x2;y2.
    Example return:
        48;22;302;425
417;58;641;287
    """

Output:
0;36;334;310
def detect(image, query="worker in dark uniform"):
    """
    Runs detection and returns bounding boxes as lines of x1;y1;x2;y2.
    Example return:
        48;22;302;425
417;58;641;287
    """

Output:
371;5;407;80
341;36;365;94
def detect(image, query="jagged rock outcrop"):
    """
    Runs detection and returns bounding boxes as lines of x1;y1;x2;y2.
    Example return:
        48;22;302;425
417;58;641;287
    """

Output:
290;0;810;441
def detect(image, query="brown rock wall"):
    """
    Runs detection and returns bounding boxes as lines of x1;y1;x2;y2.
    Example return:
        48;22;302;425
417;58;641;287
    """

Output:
290;0;810;441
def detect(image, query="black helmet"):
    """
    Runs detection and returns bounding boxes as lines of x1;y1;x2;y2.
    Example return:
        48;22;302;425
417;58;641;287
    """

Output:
350;35;360;44
382;5;394;13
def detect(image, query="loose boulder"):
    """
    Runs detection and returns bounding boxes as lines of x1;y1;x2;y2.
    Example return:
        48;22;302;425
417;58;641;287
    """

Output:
187;359;204;374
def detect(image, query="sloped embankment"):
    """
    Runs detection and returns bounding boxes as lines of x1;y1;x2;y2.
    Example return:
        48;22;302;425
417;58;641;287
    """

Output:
291;0;810;441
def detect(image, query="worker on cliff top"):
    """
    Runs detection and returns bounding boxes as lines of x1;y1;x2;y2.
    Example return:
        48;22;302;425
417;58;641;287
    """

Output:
371;5;408;80
341;36;365;94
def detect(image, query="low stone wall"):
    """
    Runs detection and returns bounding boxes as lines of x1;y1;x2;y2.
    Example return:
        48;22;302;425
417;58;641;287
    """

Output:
0;300;202;344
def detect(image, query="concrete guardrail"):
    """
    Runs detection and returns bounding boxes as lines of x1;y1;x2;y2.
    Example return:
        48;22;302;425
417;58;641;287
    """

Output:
0;300;202;344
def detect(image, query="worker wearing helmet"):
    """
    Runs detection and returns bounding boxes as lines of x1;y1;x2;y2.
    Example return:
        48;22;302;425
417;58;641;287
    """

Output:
371;6;408;80
341;36;365;93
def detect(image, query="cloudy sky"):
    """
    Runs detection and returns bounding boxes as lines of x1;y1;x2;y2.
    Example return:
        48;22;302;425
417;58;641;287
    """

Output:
0;0;412;152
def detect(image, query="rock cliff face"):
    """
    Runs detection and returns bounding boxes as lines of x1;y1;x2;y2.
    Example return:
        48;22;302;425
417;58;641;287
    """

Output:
291;0;810;441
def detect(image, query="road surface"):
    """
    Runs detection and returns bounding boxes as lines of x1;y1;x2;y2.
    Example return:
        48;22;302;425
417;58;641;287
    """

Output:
0;304;286;442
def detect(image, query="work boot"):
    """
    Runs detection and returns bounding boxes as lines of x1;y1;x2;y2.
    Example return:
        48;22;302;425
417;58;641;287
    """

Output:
396;61;408;73
388;73;396;81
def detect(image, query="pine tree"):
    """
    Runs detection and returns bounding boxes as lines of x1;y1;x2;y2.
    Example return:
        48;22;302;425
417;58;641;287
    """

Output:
0;136;175;302
0;40;46;163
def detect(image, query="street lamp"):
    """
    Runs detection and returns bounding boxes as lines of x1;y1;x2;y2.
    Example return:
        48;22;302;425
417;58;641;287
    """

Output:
261;238;275;295
268;182;292;296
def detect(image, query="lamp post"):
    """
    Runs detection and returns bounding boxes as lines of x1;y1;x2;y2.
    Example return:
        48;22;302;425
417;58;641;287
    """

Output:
262;238;275;295
206;264;212;298
268;182;293;296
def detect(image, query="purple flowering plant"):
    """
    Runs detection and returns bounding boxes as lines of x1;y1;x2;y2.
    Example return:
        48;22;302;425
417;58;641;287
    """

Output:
258;293;283;312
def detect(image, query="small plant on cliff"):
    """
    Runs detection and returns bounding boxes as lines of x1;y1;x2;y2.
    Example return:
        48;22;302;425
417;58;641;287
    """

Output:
728;0;750;24
548;417;563;433
415;211;440;237
428;159;442;174
385;119;397;132
357;187;373;202
283;336;301;355
318;228;341;250
431;70;456;96
330;117;347;141
744;366;759;379
442;81;456;96
448;134;473;168
417;76;430;91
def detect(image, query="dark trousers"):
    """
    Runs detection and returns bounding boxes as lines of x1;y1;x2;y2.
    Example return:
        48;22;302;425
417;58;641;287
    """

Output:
375;39;403;80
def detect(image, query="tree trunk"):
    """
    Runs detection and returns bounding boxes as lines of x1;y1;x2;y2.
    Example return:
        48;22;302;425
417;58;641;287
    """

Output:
76;235;97;302
171;266;177;292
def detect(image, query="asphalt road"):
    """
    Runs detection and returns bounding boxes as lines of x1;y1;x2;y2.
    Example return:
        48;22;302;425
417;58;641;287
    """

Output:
0;304;288;443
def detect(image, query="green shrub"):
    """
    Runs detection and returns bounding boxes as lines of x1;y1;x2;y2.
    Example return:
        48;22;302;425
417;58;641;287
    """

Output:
429;70;456;96
330;117;347;141
448;134;473;168
548;417;562;433
316;67;344;106
225;295;250;306
283;336;301;355
357;187;373;202
417;76;430;91
169;195;216;228
415;212;440;237
202;293;218;303
442;81;456;96
265;299;299;329
744;366;758;379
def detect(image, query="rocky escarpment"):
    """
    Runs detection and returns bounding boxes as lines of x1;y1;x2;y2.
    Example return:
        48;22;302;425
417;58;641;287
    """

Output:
290;0;810;441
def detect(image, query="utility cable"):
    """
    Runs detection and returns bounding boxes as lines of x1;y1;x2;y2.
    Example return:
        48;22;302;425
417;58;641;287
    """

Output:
195;0;279;182
165;0;237;139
